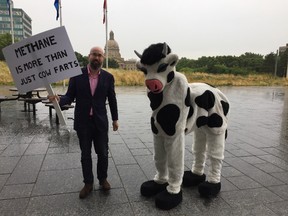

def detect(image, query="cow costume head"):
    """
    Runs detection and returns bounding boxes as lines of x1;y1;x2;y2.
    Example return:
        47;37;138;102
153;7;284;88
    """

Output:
135;43;178;94
134;43;229;211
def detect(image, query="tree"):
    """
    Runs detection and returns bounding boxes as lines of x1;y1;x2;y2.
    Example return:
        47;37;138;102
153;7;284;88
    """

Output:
195;56;219;68
277;50;288;77
177;57;196;71
215;55;239;68
262;52;276;74
74;51;88;67
238;52;264;72
108;58;119;68
0;33;13;61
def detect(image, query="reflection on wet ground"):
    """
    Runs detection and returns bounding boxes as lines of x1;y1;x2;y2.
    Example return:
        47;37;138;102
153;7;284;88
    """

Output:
0;85;288;215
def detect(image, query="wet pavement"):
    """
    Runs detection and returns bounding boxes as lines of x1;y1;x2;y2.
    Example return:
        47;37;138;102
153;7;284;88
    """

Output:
0;85;288;216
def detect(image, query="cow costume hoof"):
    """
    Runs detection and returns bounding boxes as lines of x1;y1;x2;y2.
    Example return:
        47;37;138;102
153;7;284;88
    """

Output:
140;180;168;197
182;171;206;187
198;181;221;198
155;189;182;210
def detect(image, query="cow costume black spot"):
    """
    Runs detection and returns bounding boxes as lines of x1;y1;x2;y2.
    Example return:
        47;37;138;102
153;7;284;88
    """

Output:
135;43;230;210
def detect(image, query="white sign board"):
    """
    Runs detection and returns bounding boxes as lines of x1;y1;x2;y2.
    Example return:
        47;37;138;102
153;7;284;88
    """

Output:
3;26;82;93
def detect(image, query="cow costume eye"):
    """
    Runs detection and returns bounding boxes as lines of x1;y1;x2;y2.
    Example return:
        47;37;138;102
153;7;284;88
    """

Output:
170;61;176;66
157;63;168;73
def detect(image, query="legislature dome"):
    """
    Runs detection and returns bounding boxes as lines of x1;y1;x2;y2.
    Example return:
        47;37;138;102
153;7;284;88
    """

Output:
106;31;119;49
104;31;123;61
103;30;136;70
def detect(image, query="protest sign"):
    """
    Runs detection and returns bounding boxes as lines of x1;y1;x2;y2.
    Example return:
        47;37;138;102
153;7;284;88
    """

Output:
3;26;81;93
3;26;81;125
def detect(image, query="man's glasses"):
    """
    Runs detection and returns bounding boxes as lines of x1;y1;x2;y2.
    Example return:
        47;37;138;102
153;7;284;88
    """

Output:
90;52;104;58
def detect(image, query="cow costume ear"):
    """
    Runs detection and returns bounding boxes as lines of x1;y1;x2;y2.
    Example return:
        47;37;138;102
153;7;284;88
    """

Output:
166;53;179;67
162;42;168;56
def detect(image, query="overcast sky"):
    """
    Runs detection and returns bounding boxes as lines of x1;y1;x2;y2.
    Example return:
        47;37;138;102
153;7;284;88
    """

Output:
13;0;288;60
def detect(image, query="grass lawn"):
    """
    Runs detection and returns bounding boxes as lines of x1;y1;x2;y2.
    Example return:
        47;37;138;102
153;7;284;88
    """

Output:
1;61;288;86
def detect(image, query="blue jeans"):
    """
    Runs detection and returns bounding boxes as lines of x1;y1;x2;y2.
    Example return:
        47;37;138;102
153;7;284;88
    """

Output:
76;118;109;184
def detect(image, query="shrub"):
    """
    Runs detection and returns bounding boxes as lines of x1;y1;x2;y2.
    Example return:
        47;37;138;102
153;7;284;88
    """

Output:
206;64;250;75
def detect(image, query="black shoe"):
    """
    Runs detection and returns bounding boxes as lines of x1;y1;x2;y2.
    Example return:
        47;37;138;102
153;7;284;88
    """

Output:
198;181;221;198
140;180;168;197
182;171;206;187
155;189;182;210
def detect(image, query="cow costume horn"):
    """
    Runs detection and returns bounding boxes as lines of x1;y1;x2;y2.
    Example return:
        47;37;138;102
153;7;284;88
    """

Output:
134;50;142;59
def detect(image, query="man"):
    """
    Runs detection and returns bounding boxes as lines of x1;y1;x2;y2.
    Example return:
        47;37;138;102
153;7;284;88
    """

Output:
48;46;119;199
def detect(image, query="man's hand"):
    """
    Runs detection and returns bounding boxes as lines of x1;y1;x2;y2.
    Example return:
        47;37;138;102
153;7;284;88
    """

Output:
112;120;119;131
47;95;60;102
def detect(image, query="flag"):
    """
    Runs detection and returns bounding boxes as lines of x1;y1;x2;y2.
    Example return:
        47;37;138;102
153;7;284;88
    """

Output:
54;0;59;20
7;0;10;15
103;0;107;24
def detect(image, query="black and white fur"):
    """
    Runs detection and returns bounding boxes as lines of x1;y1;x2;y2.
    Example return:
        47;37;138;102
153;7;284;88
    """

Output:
135;43;229;210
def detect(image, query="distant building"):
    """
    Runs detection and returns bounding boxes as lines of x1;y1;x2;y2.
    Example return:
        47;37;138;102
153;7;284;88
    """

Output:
104;30;136;70
279;43;288;53
0;0;32;41
124;59;138;70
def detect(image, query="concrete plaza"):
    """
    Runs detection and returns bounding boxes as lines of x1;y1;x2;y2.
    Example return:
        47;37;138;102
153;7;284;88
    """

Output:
0;86;288;215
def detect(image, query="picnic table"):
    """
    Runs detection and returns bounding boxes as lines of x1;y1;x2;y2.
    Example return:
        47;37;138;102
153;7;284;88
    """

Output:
43;100;74;124
9;87;47;99
9;87;47;115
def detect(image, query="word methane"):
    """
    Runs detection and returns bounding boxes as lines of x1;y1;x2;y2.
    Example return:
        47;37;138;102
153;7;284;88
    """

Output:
15;36;57;58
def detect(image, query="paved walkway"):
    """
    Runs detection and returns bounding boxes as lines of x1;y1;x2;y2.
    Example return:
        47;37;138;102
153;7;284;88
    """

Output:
0;86;288;216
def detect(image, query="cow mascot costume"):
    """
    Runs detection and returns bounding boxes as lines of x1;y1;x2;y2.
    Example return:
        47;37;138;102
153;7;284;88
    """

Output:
134;43;230;210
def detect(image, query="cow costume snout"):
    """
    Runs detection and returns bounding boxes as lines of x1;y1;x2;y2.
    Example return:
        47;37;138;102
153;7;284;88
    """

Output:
145;79;163;93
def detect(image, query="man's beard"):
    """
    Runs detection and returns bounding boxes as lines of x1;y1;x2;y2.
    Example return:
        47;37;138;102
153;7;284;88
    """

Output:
90;60;102;70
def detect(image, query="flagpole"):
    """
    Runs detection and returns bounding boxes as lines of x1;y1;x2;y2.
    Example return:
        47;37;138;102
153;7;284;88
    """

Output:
59;0;62;27
105;0;108;69
9;0;14;43
59;0;65;87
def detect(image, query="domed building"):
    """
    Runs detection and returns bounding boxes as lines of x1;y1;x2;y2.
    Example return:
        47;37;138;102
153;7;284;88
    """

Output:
104;30;136;70
104;31;124;63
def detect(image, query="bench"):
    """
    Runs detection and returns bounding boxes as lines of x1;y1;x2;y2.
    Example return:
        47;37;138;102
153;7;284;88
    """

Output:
9;88;47;113
45;103;74;124
18;98;45;115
